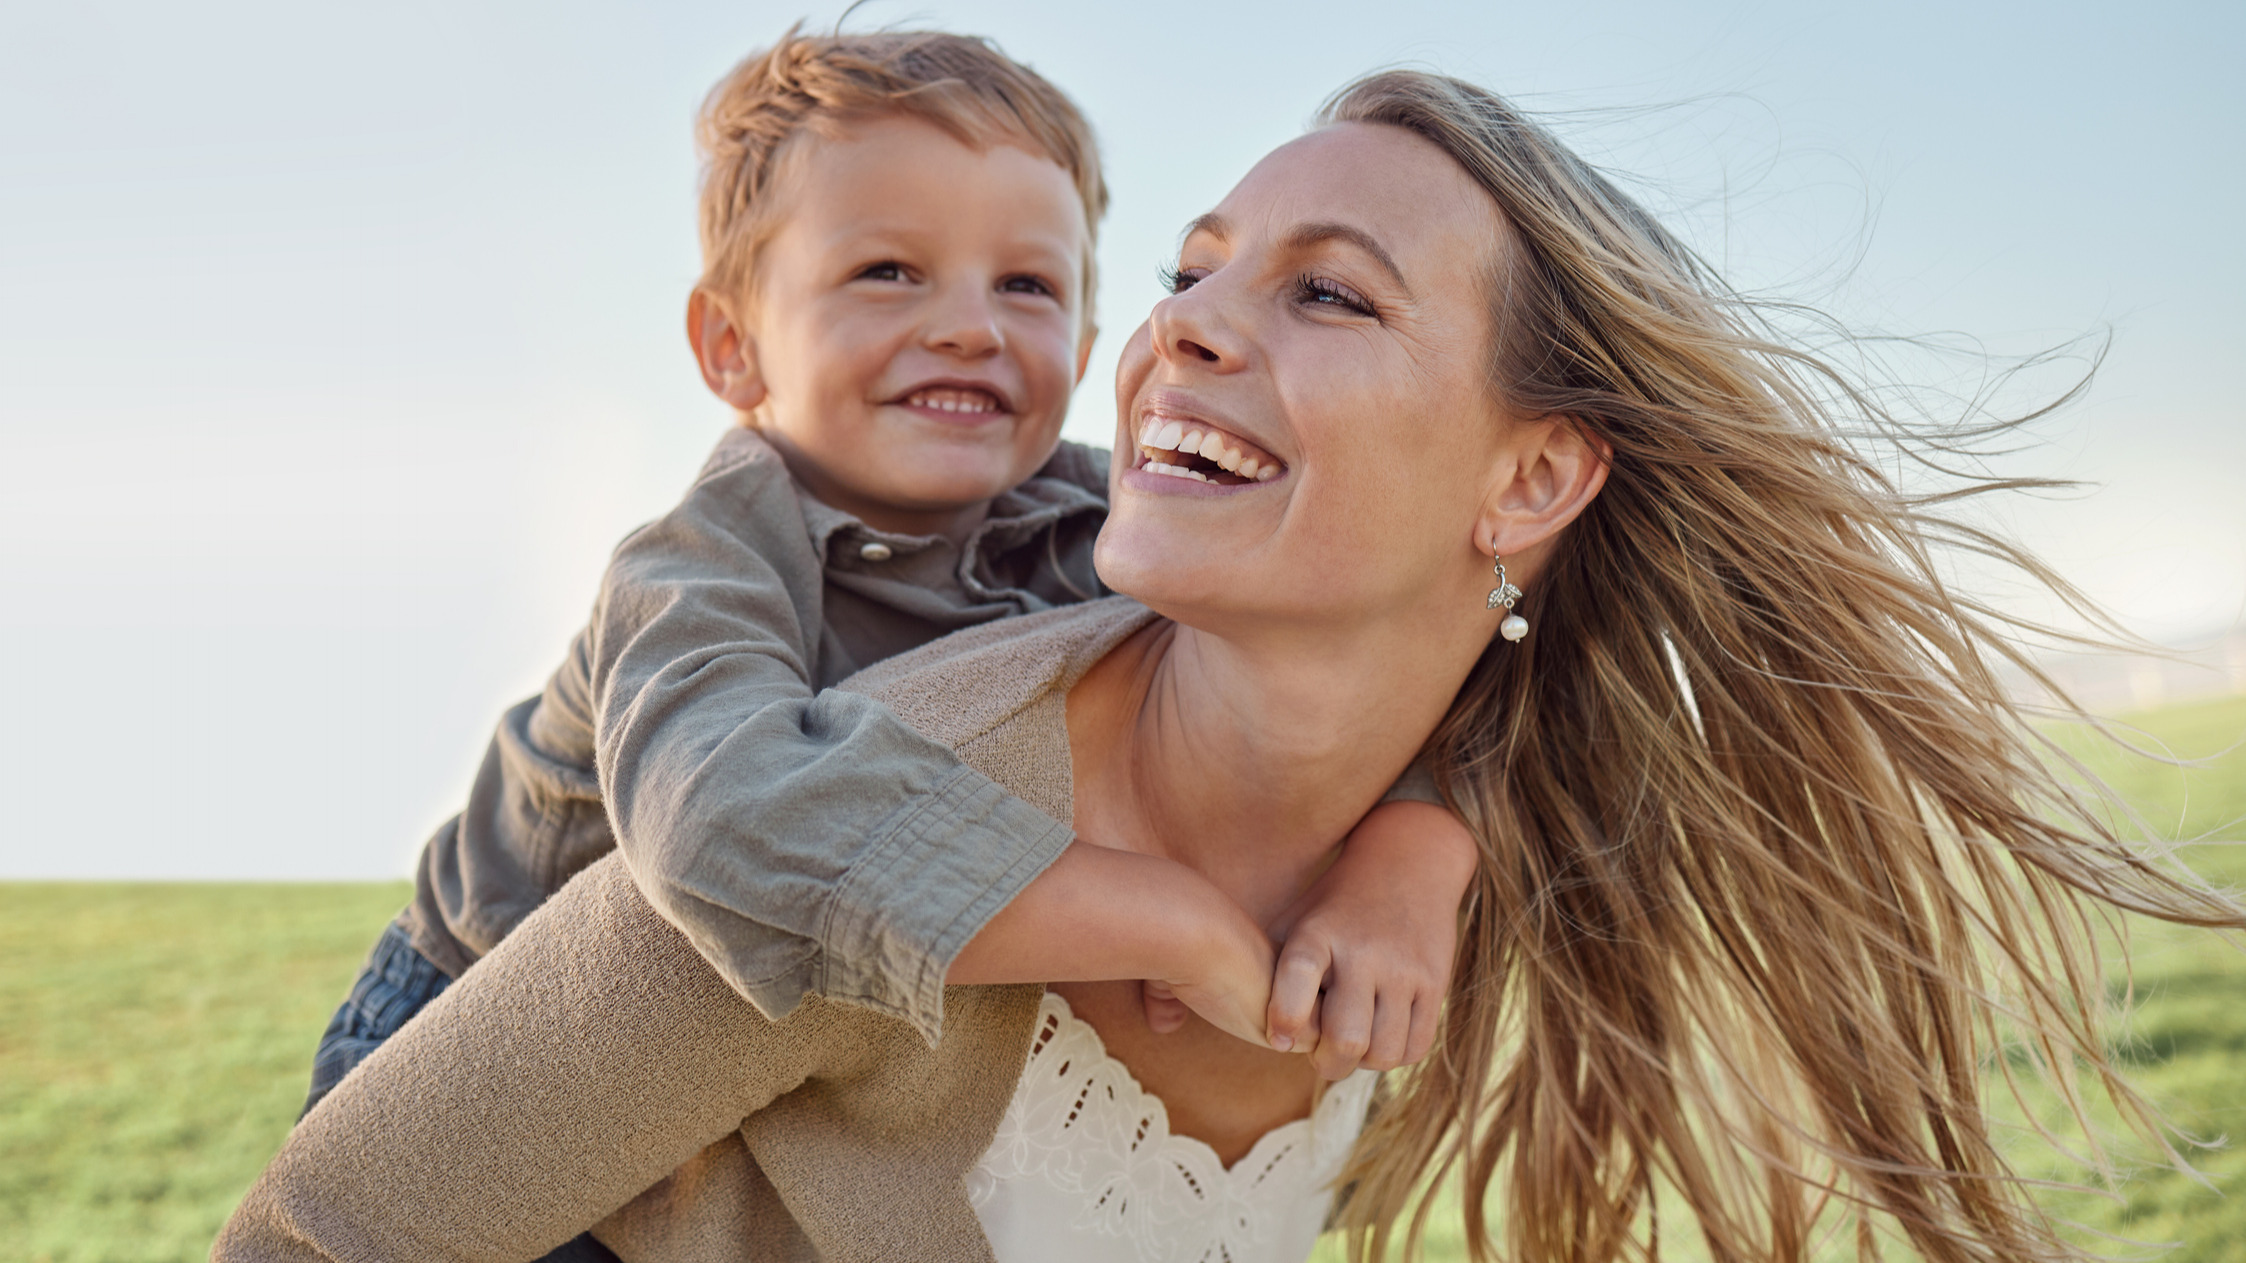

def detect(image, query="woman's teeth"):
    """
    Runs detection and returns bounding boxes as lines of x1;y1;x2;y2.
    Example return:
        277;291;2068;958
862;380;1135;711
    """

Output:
905;387;1002;414
1137;417;1281;482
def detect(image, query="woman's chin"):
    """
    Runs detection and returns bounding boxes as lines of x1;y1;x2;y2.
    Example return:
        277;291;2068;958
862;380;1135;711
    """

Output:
1102;443;1360;632
1092;532;1303;631
1095;533;1223;615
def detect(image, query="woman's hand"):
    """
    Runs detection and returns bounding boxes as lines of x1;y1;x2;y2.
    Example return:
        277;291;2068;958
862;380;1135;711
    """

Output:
1262;800;1476;1079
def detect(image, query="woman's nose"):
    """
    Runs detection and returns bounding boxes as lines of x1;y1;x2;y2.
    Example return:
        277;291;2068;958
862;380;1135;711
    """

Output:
923;281;1004;359
1149;283;1242;372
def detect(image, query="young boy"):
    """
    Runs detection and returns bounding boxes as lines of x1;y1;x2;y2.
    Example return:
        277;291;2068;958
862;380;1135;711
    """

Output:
307;26;1473;1183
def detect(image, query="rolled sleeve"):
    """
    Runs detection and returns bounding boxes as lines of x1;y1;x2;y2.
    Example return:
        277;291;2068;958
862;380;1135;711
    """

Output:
819;767;1073;1042
620;683;1072;1046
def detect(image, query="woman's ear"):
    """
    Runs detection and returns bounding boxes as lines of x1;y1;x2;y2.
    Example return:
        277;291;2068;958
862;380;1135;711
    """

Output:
687;289;767;413
1475;415;1611;573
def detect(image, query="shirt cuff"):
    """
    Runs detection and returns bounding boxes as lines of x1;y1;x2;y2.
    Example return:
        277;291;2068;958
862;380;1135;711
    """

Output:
817;767;1075;1045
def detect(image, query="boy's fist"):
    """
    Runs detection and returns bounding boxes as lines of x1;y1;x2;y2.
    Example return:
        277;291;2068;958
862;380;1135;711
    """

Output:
1264;800;1477;1080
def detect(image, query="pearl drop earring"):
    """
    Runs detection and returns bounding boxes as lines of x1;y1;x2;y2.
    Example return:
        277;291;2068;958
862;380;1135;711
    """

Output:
1486;552;1528;641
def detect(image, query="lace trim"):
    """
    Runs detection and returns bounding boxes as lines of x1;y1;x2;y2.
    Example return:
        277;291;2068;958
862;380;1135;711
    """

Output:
968;990;1377;1263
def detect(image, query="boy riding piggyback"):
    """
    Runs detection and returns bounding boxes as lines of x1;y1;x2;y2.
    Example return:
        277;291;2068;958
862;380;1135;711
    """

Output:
306;26;1479;1207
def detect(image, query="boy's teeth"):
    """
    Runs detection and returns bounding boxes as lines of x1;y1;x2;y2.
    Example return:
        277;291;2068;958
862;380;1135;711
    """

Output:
907;387;1000;413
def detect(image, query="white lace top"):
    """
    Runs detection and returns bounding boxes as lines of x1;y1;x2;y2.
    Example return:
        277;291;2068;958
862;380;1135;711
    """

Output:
968;991;1379;1263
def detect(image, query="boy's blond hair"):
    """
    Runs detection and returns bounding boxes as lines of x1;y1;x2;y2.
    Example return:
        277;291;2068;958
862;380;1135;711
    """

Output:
696;27;1108;313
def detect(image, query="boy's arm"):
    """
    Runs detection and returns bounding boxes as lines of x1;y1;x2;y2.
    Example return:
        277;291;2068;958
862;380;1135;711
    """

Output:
1264;799;1480;1080
592;433;1075;1045
403;628;609;979
944;840;1277;1047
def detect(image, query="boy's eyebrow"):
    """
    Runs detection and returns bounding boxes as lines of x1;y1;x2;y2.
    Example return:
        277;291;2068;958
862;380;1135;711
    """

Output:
1183;212;1411;295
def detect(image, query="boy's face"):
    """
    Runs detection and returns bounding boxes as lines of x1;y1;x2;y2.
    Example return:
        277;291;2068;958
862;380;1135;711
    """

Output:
701;114;1094;539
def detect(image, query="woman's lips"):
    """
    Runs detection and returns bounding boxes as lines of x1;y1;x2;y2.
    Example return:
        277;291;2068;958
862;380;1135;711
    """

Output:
1133;412;1284;485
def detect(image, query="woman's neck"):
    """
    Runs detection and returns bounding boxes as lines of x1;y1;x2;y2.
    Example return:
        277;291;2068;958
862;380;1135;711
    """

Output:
1066;613;1476;923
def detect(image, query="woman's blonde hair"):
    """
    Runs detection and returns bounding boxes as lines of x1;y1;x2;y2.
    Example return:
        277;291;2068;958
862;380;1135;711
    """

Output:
1323;70;2244;1263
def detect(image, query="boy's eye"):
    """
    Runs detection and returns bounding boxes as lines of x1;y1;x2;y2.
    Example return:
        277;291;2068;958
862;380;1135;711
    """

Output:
999;274;1057;299
855;261;908;282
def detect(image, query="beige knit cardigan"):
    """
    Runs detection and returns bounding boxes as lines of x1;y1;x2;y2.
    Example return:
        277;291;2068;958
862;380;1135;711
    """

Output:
215;597;1162;1263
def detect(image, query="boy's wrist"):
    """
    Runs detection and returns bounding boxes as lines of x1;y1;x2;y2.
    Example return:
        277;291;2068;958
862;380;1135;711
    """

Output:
1071;846;1269;999
1346;800;1480;887
947;841;1251;987
1144;864;1265;986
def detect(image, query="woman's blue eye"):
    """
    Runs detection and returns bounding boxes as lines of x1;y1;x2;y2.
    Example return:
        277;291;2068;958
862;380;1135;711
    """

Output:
1157;264;1202;294
1297;275;1376;317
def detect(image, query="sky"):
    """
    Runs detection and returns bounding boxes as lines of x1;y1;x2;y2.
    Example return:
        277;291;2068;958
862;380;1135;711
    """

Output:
3;0;2241;879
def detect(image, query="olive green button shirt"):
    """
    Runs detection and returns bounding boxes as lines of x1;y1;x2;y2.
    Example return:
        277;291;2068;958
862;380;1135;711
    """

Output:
404;425;1110;1042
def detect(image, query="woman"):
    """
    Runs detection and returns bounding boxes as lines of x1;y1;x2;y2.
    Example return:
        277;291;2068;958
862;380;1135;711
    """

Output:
220;71;2240;1263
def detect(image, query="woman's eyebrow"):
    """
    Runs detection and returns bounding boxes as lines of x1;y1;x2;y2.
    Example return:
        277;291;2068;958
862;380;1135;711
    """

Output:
1183;213;1411;296
1283;221;1410;294
1182;211;1229;242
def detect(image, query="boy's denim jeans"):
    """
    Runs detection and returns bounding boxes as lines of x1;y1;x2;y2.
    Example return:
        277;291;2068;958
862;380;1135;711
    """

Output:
304;924;620;1263
303;923;453;1116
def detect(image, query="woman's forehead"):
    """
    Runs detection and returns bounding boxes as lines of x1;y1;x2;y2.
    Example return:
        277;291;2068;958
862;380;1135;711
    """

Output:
1202;123;1506;268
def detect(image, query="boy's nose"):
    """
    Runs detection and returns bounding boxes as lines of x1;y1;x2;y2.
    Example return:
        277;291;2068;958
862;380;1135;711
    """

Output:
923;285;1004;359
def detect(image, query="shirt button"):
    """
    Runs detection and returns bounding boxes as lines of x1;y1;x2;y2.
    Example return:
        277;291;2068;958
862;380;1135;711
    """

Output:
858;541;894;562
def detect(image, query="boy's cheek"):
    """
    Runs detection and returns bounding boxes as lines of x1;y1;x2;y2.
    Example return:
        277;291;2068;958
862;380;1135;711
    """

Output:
1017;326;1089;414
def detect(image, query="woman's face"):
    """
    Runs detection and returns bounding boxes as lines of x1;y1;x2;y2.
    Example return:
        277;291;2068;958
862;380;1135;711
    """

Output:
1098;123;1520;636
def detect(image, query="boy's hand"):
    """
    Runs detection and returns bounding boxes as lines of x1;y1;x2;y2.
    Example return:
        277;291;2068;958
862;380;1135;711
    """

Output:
1265;800;1478;1080
1147;912;1275;1048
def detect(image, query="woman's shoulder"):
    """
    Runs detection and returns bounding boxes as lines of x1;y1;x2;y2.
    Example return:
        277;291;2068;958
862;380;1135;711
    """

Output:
839;595;1157;758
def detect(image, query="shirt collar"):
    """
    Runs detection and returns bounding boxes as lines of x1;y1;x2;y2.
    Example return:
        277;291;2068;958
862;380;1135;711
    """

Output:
794;468;1107;567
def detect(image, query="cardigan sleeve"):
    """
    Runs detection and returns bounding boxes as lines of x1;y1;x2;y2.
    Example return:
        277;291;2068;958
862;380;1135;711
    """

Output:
214;855;878;1263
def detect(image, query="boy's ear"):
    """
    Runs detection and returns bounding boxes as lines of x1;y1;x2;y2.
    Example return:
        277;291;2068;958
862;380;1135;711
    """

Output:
1473;415;1610;579
1074;323;1098;387
687;289;767;413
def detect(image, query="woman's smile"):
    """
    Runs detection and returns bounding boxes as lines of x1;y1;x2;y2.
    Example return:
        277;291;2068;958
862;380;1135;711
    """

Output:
1129;395;1288;487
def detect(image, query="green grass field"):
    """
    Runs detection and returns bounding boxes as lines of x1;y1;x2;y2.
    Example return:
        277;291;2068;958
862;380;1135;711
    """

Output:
6;697;2243;1262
